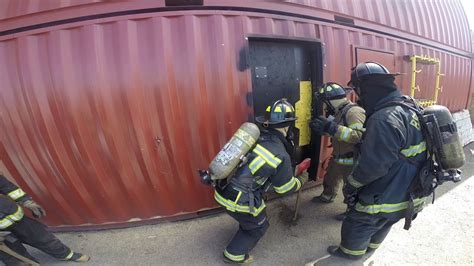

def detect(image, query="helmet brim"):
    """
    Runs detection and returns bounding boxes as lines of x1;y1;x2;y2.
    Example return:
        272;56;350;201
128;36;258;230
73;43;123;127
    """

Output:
255;116;297;125
347;73;400;86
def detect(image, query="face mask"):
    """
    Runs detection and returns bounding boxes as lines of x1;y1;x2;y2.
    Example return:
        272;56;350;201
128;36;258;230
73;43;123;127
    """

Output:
324;103;335;116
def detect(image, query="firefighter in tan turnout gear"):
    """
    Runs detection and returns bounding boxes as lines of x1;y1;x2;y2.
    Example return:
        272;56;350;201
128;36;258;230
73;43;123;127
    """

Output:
0;174;90;264
309;82;366;205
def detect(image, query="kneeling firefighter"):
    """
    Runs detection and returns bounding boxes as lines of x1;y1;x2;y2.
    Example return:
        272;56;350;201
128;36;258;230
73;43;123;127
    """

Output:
208;99;308;264
0;174;90;264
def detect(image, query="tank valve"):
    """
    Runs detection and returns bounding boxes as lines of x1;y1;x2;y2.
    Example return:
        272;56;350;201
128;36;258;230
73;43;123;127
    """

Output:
198;170;214;186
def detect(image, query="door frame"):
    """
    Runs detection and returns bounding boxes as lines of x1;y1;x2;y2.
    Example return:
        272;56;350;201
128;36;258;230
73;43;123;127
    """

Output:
244;34;324;180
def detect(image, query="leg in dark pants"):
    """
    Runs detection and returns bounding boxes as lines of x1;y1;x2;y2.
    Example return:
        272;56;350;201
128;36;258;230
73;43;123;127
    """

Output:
368;220;397;250
224;210;269;262
0;234;38;265
7;217;72;260
314;160;352;202
339;210;400;258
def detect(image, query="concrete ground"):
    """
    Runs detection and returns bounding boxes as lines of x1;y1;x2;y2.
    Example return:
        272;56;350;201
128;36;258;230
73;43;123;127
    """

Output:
22;143;474;265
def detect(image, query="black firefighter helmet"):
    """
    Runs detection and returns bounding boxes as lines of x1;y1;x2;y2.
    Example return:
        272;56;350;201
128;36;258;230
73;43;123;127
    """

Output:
255;98;297;128
347;61;400;93
315;82;347;115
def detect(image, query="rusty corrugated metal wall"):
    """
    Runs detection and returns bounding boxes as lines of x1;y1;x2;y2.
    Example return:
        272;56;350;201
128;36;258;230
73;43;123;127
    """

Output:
0;0;102;21
0;0;472;229
285;0;471;52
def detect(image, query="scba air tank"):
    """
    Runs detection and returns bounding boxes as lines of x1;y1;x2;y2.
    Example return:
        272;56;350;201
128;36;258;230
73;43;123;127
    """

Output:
208;122;260;180
424;105;465;169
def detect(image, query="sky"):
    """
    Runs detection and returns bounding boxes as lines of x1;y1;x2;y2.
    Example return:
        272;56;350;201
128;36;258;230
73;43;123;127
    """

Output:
460;0;474;30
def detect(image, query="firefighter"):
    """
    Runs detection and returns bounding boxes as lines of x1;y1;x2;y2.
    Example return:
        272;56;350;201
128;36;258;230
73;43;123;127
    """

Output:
0;174;90;264
309;82;365;205
327;62;427;260
214;98;308;264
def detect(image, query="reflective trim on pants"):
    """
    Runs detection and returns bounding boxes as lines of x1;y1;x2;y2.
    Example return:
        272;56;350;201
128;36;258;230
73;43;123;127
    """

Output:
339;245;366;256
355;198;426;214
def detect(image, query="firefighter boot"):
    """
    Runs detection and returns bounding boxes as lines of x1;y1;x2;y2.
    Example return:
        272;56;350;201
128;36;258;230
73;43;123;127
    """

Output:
223;253;254;264
327;245;362;261
68;252;90;262
311;194;335;203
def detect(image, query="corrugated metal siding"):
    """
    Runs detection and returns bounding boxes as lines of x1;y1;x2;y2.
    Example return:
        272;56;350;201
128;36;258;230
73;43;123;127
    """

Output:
285;0;472;52
0;2;472;228
0;0;102;21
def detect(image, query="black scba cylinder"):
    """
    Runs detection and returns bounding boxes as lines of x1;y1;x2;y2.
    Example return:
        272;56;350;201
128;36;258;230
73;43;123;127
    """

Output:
423;105;465;170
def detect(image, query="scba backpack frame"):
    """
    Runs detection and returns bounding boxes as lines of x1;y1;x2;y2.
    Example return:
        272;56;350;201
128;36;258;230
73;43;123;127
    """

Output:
376;97;465;229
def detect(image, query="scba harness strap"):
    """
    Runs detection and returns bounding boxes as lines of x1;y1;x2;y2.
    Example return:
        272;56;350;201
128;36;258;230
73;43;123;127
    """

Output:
372;97;434;230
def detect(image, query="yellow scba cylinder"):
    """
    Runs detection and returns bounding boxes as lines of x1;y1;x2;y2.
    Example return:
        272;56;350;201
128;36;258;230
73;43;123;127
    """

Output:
209;122;260;180
424;105;465;169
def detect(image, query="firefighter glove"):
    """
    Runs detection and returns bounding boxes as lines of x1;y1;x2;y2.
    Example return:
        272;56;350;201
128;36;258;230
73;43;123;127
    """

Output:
297;171;309;185
22;200;46;218
310;116;337;135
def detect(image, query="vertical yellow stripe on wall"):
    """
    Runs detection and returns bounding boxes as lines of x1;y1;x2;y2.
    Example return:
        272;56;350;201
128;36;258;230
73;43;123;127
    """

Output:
295;81;312;146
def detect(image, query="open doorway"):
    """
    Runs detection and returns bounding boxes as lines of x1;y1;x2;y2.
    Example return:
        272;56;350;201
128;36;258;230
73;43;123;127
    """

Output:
248;37;323;179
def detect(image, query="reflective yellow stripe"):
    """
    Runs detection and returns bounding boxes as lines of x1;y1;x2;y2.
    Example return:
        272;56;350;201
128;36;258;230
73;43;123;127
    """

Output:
334;157;354;165
348;122;364;130
266;106;271;112
347;175;364;188
249;156;266;174
7;188;26;200
338;127;352;142
401;141;426;158
274;177;297;194
0;218;13;229
253;145;282;168
64;251;74;260
224;250;245;261
234;191;242;204
368;242;381;249
295;177;302;191
255;177;268;186
0;206;24;229
214;191;266;216
339;245;366;256
355;198;426;214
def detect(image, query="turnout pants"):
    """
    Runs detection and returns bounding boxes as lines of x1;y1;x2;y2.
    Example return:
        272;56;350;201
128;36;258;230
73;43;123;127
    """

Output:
339;209;400;257
0;216;73;264
320;159;353;200
224;210;269;262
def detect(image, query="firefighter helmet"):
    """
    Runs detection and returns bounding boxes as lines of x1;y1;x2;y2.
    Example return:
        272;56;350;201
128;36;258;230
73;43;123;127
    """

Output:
315;82;348;115
347;61;399;87
255;98;297;128
315;82;347;101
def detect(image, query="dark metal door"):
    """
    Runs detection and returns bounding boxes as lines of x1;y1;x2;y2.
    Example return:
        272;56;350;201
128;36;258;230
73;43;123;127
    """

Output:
248;38;323;177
